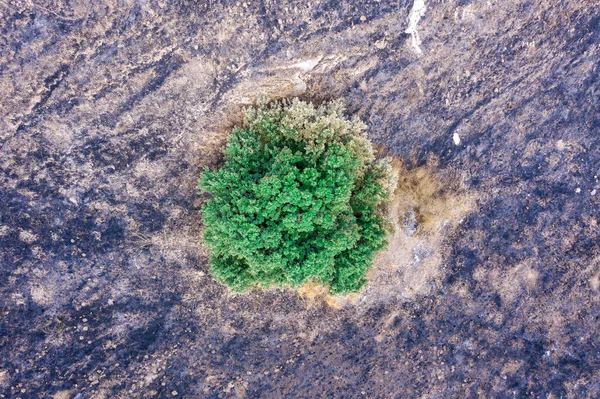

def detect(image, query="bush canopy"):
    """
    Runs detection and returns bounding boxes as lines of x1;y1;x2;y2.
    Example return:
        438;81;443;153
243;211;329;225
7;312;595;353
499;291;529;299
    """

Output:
198;99;394;294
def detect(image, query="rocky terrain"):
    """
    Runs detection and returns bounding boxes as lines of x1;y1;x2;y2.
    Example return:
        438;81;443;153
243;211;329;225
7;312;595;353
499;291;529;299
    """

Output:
1;0;599;398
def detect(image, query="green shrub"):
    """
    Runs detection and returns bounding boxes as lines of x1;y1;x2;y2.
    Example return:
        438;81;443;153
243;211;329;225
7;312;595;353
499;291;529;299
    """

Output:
198;99;394;294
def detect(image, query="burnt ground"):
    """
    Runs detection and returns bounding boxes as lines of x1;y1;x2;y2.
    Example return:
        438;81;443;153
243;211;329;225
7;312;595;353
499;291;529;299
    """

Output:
0;0;599;398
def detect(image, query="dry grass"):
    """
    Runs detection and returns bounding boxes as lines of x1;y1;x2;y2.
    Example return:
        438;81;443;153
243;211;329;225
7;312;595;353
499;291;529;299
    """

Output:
297;281;329;302
365;157;477;304
297;281;360;308
392;159;473;236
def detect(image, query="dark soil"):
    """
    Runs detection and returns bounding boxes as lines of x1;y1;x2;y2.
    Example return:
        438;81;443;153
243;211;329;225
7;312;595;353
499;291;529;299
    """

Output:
1;0;599;398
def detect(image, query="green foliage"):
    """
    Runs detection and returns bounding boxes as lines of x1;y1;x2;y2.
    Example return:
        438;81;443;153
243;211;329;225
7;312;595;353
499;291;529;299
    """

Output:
198;99;394;294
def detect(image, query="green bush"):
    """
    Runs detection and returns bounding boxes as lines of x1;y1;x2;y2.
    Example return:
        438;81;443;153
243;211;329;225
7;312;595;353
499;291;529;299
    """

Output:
198;99;394;294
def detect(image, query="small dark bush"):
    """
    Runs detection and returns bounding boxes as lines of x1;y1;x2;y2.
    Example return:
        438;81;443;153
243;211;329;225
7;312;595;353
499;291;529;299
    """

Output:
198;99;394;294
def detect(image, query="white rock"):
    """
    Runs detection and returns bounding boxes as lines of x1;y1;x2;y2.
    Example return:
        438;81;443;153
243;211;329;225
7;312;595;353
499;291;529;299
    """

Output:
453;133;461;145
405;0;427;54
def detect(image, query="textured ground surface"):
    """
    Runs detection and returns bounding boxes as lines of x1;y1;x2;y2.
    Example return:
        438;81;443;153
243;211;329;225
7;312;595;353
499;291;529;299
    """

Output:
1;0;599;398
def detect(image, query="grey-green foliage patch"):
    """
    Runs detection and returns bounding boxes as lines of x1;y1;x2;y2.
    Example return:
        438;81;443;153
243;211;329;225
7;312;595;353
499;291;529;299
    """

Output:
198;99;395;294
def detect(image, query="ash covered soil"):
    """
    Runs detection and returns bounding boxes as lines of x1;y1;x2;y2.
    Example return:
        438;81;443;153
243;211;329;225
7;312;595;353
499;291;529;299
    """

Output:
1;0;599;398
